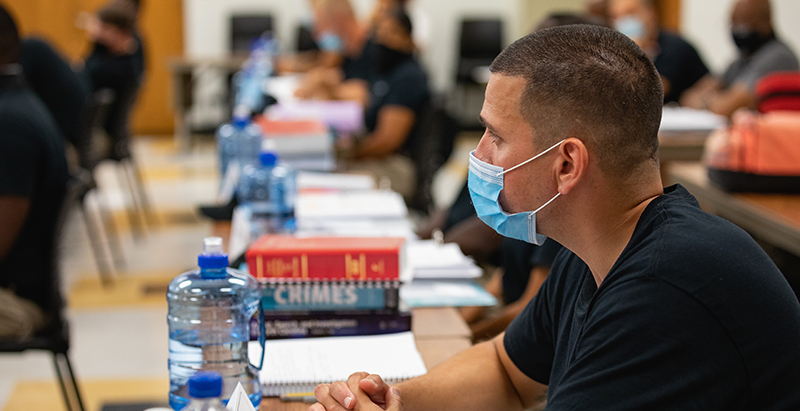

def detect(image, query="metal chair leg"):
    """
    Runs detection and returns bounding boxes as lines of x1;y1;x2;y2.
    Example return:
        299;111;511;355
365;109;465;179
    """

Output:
91;190;125;271
61;353;86;411
52;353;74;411
126;157;153;223
80;196;114;286
115;162;145;239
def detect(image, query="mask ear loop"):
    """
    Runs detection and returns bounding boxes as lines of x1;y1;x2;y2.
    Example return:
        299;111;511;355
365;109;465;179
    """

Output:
497;139;566;176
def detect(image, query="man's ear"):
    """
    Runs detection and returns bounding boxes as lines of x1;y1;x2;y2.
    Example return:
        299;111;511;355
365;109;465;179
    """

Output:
555;137;588;195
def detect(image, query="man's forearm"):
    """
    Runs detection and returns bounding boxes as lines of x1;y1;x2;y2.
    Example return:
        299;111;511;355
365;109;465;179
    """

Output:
393;339;528;411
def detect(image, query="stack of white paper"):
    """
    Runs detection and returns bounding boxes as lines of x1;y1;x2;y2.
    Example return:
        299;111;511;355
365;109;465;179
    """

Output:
296;191;408;221
660;107;728;132
297;172;376;192
407;241;482;279
400;280;497;308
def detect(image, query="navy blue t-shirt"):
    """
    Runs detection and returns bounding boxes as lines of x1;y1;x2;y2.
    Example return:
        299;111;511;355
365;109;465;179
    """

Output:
504;184;800;410
654;30;709;103
364;59;430;154
501;238;563;304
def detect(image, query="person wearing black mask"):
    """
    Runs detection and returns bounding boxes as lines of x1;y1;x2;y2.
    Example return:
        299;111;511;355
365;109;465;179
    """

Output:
342;9;430;200
681;0;798;117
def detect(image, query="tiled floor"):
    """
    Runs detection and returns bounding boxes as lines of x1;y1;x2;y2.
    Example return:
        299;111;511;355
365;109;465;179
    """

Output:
0;132;478;411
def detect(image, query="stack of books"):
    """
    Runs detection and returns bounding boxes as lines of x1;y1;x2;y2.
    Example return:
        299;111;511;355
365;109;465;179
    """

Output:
245;235;411;339
254;117;335;172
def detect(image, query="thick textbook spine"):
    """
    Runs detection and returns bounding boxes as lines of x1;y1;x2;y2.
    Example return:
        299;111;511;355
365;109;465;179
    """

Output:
260;309;411;340
248;251;401;281
260;281;399;311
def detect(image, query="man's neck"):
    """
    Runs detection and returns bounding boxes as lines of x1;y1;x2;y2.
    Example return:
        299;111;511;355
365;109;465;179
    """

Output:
555;180;663;287
343;24;366;57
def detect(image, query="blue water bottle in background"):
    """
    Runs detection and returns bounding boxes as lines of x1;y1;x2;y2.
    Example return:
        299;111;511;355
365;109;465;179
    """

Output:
167;237;264;410
183;372;225;411
238;151;297;237
234;107;263;168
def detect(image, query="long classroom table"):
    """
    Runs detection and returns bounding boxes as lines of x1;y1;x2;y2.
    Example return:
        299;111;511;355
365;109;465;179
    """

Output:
668;162;800;257
210;222;474;410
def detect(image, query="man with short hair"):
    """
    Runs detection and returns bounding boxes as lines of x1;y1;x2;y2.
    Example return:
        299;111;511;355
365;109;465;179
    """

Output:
0;5;69;339
682;0;798;116
609;0;709;103
310;25;800;411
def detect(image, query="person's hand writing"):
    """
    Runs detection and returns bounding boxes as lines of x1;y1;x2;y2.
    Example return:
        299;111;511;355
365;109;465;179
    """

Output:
308;372;400;411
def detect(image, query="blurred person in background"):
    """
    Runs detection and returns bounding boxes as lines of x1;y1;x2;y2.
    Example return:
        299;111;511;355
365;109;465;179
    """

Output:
609;0;709;103
681;0;798;116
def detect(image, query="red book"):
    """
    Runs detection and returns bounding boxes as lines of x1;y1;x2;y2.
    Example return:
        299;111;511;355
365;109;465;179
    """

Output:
246;235;406;281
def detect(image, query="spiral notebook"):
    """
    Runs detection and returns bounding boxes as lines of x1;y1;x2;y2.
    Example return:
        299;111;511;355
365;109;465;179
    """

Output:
256;331;427;396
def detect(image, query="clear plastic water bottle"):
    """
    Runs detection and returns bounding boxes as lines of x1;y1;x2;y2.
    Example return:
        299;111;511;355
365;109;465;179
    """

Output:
182;372;226;411
238;151;297;237
215;108;262;177
167;237;264;411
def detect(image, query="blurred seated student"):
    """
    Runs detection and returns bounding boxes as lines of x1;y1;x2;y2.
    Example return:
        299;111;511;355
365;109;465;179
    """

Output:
681;0;798;117
19;38;90;169
462;238;563;342
80;0;144;161
609;0;708;103
341;9;430;200
0;5;69;339
367;0;429;52
294;0;376;101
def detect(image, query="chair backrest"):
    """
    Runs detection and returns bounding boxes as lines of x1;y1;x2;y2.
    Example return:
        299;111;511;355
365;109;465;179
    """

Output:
756;71;800;113
407;98;460;212
296;24;319;52
74;88;115;170
459;19;504;60
230;14;274;53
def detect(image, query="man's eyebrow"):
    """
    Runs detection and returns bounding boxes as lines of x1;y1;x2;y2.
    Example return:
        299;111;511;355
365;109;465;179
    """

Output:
478;115;497;134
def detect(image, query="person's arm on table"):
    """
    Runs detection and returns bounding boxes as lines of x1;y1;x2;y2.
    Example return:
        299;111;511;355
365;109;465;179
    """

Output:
0;196;30;260
353;106;414;159
309;333;548;411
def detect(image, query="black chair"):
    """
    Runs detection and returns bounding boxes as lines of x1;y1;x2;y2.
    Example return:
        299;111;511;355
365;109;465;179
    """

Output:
0;176;87;411
75;89;124;284
101;79;152;240
407;98;459;213
456;19;504;84
452;19;504;130
230;14;274;53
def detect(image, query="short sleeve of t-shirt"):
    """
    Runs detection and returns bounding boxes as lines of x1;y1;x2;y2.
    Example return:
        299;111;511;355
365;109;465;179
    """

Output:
0;123;38;197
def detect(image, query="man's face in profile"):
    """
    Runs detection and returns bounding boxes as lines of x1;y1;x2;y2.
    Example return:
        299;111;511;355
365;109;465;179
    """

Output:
474;74;555;216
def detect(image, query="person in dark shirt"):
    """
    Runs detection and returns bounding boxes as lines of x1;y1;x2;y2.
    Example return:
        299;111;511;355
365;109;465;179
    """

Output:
312;25;800;411
462;238;563;342
682;0;798;117
20;38;90;168
343;9;429;200
294;0;376;100
81;0;144;161
0;5;69;339
609;0;708;103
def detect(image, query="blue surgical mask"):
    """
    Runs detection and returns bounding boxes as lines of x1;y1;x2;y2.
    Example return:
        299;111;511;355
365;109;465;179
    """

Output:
317;31;343;53
467;140;564;245
615;16;646;40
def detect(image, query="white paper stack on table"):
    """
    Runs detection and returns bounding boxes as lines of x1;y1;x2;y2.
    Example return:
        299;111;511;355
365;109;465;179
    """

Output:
660;107;728;132
407;241;482;279
295;190;416;240
257;117;335;172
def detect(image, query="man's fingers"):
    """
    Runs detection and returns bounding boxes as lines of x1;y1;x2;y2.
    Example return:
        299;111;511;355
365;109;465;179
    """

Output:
385;387;403;411
314;383;351;411
308;403;326;411
330;380;356;409
358;374;389;404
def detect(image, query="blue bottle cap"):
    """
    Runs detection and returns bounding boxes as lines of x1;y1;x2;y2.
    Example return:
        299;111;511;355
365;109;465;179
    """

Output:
260;151;278;167
188;371;223;399
198;237;229;269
